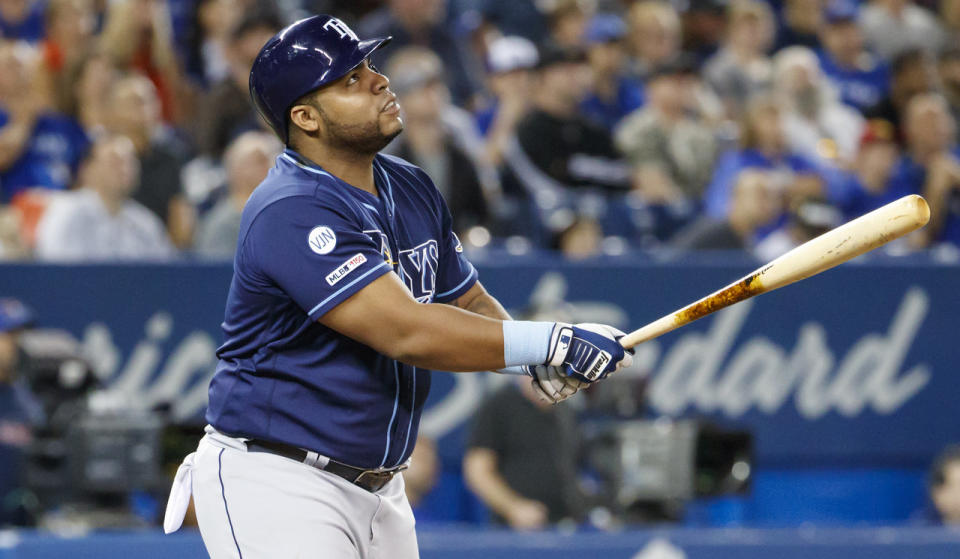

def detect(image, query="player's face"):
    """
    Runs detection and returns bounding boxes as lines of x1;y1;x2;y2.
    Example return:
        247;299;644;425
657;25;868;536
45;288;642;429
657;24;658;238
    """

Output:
309;60;404;154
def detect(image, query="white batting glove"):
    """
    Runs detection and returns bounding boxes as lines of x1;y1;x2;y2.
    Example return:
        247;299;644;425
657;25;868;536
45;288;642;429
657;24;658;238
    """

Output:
526;365;587;404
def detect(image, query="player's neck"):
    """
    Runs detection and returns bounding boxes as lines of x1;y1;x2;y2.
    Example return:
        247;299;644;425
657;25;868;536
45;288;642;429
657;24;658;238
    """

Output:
295;144;378;196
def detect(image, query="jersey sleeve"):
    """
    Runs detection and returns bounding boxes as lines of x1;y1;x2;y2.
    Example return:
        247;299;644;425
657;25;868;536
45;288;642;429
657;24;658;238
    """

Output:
429;174;478;304
242;195;393;320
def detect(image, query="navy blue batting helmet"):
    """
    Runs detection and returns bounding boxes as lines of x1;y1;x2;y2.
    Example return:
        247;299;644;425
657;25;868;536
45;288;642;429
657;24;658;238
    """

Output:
249;15;391;143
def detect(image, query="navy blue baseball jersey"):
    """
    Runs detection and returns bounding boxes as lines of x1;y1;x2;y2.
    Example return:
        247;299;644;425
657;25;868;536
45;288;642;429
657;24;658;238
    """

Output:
206;149;478;469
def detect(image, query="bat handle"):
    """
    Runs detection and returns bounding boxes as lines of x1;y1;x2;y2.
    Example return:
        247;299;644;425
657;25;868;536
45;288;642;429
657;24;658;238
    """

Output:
619;315;676;350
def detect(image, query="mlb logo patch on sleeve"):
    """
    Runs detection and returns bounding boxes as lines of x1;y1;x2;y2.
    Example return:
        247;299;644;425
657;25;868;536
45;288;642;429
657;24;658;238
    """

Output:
327;253;367;286
309;226;337;255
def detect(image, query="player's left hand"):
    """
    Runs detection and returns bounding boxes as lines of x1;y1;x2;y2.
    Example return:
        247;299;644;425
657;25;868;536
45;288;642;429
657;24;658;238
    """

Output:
525;364;586;404
546;322;633;383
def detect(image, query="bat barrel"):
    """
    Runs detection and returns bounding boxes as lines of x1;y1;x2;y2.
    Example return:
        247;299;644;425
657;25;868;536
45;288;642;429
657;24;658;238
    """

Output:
619;195;930;350
756;194;929;291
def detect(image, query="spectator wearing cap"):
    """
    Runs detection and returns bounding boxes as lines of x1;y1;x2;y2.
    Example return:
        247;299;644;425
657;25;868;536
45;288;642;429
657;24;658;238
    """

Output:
476;35;539;167
384;46;497;236
671;168;782;251
34;134;176;261
817;0;890;113
863;48;937;145
507;43;630;198
358;0;483;108
626;1;682;81
860;0;947;62
579;13;645;132
773;46;865;168
0;0;45;43
703;0;775;119
831;118;904;220
193;11;281;159
615;56;716;204
0;41;89;204
892;93;960;247
0;298;44;527
938;48;960;136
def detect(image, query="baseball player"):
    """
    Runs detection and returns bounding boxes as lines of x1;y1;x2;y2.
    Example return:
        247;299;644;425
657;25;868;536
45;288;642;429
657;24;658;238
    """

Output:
163;15;632;558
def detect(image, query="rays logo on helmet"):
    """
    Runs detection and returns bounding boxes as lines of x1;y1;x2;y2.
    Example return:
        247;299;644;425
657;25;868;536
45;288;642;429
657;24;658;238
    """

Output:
308;226;337;255
323;18;359;41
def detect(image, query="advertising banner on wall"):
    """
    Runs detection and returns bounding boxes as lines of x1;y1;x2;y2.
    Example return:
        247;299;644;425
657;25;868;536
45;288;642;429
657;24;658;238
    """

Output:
1;257;956;466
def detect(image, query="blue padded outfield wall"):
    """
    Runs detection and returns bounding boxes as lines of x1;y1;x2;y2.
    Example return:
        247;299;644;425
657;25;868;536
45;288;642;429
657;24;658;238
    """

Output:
1;254;958;525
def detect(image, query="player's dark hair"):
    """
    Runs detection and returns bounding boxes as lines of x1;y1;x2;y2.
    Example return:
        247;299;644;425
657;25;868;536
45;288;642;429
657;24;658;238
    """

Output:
930;445;960;488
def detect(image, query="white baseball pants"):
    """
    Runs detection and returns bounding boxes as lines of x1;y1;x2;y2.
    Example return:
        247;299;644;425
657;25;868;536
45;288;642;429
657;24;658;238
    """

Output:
164;427;420;559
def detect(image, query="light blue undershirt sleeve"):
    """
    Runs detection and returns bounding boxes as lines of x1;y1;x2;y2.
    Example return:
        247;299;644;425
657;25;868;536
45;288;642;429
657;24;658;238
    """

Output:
501;321;555;369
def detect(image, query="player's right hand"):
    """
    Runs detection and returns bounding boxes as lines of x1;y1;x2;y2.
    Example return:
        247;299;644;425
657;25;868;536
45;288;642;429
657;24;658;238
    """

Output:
544;322;633;383
524;364;586;404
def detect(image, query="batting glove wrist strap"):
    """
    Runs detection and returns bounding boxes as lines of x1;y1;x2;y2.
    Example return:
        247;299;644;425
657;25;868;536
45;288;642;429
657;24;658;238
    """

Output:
545;323;574;367
502;320;557;367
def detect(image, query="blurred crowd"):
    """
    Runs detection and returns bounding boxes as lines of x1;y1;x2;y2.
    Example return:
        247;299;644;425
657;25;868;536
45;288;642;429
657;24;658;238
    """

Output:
2;0;960;261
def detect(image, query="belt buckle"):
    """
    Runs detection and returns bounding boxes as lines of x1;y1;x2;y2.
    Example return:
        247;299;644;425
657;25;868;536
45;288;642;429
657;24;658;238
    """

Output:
354;464;408;492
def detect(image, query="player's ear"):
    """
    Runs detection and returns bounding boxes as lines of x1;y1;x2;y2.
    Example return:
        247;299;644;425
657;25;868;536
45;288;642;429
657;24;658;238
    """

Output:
289;102;322;136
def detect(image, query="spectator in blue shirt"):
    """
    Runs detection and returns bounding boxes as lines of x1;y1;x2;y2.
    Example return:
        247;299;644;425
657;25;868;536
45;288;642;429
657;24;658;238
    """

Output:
829;118;906;220
580;13;645;131
896;93;960;247
0;41;89;204
704;95;824;220
0;0;45;42
817;0;890;112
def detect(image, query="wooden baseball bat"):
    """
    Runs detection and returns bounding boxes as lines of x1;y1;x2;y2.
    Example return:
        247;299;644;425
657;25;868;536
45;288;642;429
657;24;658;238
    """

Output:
619;194;931;349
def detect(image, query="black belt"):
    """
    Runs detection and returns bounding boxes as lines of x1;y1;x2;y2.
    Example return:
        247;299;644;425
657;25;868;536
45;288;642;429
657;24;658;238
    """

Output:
246;439;406;493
